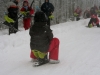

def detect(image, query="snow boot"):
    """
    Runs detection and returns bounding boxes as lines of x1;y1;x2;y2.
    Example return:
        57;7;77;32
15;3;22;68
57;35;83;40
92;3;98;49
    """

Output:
34;55;49;66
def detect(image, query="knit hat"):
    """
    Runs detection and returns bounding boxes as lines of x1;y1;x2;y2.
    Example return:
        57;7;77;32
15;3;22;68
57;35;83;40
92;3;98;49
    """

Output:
23;0;28;4
34;11;48;22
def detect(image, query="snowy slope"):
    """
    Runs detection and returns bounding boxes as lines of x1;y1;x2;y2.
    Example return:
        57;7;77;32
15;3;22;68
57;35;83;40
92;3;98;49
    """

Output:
0;19;100;75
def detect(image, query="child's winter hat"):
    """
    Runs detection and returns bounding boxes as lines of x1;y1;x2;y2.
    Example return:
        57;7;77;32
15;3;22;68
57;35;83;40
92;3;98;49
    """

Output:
23;0;28;3
23;0;29;6
34;11;48;22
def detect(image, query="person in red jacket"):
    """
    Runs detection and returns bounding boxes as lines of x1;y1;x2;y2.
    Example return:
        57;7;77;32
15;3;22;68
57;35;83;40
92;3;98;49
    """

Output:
20;0;34;30
74;6;82;21
88;13;100;27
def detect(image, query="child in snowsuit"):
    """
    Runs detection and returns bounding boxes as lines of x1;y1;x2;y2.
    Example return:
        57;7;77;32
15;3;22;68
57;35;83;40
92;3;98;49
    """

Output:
29;11;60;65
20;0;34;30
88;14;100;27
6;0;19;35
74;6;82;21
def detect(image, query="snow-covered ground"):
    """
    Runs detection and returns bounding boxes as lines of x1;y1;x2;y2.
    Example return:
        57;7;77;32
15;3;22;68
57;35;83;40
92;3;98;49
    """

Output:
0;19;100;75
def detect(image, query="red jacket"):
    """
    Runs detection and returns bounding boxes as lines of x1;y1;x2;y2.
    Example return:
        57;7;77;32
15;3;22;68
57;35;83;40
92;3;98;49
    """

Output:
20;0;34;16
20;7;34;16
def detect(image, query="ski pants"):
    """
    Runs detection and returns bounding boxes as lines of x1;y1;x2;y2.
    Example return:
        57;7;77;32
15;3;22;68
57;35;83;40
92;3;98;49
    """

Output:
23;18;31;30
9;19;18;35
30;38;59;60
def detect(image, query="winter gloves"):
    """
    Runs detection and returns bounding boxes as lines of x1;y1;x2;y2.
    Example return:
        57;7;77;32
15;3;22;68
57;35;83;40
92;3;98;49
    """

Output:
20;11;31;18
49;14;54;20
74;13;79;17
88;24;93;28
4;15;15;23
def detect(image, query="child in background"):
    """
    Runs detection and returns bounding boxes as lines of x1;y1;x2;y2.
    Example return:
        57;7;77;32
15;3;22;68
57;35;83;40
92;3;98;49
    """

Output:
5;0;20;35
74;6;82;21
20;0;34;30
88;13;100;28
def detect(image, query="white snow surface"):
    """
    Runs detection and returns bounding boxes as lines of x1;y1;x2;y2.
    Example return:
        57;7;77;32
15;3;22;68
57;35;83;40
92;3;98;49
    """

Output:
0;19;100;75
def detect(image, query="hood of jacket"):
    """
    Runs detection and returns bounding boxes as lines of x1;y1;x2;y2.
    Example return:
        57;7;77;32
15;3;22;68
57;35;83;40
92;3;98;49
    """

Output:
23;0;29;6
45;0;49;3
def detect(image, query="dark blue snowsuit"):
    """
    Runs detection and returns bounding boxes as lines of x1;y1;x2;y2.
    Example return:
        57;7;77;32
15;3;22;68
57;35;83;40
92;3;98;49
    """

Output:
41;0;54;26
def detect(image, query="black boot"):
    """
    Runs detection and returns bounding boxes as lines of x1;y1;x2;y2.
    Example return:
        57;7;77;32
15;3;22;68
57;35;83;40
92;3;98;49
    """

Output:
34;55;49;66
39;55;49;64
97;24;100;27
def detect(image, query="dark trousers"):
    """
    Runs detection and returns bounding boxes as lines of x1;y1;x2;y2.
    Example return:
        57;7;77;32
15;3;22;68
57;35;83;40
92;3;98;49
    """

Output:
46;13;51;27
9;19;18;35
47;18;50;27
76;17;80;21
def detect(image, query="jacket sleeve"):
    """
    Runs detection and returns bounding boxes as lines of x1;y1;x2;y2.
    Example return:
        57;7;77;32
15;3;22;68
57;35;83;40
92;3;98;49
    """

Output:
41;3;46;13
45;26;53;41
29;26;33;36
29;7;34;15
50;3;54;13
